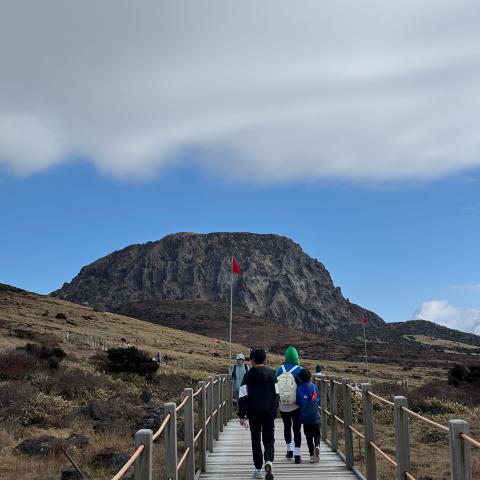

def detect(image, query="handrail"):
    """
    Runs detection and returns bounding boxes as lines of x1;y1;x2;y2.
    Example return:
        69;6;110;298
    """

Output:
334;414;345;425
205;415;212;425
460;433;480;448
323;408;331;416
367;390;394;407
176;447;191;471
349;425;365;439
192;387;203;398
401;406;449;432
152;413;171;441
369;441;397;467
405;472;417;480
176;395;189;412
194;428;203;443
111;444;145;480
333;380;343;386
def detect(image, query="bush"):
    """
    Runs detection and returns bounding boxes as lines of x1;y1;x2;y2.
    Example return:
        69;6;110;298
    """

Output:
107;347;159;378
24;343;66;369
0;350;49;379
21;392;74;427
32;367;110;402
448;364;480;386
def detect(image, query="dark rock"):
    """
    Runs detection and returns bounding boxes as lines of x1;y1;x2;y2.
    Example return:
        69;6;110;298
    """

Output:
15;436;59;455
42;310;49;316
136;407;164;431
93;449;129;470
65;434;89;449
61;469;83;480
424;429;447;443
140;390;152;403
55;312;67;320
88;402;106;421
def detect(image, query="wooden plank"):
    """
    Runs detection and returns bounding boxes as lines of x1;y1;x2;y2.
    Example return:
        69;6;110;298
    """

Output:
200;419;357;480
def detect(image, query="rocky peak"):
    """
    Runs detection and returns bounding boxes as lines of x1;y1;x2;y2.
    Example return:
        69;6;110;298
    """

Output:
52;232;383;332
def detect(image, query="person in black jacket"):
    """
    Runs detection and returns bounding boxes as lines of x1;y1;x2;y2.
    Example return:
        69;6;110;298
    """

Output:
238;348;279;480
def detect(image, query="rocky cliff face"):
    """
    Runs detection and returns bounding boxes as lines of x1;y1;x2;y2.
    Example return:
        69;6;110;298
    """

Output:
52;232;383;332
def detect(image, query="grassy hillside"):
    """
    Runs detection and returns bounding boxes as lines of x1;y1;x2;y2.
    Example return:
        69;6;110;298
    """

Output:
0;284;479;479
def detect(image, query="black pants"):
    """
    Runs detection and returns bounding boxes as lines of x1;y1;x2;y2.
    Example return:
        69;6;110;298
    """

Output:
303;423;320;455
249;418;275;470
280;409;301;448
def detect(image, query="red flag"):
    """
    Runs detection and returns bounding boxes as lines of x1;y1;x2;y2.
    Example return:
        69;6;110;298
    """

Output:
362;316;369;325
232;257;241;275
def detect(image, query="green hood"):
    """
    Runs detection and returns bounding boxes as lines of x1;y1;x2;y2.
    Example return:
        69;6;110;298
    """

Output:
284;346;300;365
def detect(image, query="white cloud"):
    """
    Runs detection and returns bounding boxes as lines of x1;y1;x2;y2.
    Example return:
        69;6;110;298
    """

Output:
414;300;480;335
1;1;480;182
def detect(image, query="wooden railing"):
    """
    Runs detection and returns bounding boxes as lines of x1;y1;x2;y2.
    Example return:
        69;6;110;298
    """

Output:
316;375;479;480
106;369;478;480
111;374;234;480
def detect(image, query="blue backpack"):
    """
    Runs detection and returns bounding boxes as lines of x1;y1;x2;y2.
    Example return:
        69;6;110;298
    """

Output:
299;383;320;424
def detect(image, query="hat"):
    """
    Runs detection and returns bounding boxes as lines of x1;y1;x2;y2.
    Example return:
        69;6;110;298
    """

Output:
236;353;245;360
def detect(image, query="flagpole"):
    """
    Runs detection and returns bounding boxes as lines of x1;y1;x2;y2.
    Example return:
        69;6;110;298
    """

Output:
229;256;233;373
363;322;369;380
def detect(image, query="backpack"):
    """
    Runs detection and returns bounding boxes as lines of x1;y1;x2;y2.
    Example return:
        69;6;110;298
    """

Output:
232;364;249;379
299;383;320;424
277;365;299;405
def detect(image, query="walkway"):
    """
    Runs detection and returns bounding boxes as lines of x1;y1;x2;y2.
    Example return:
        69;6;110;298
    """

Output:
201;418;358;480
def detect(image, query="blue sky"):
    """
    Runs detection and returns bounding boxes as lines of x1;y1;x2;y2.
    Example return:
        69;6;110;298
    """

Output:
1;161;479;331
1;1;480;333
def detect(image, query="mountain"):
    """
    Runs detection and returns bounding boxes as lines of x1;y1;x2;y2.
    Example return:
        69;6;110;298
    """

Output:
52;232;383;333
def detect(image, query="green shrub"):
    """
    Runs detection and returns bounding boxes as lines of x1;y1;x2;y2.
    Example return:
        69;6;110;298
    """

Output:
107;347;159;378
448;364;480;386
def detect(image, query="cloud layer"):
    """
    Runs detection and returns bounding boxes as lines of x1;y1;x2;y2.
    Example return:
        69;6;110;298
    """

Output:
1;1;480;181
414;300;480;335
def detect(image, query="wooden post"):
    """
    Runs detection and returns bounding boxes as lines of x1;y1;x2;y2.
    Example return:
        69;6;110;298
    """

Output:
320;376;328;441
134;429;152;480
223;376;228;426
394;396;411;480
164;402;178;480
198;382;207;472
183;388;195;480
342;379;354;469
206;378;214;452
449;419;472;480
214;378;220;441
362;383;376;480
330;377;338;451
228;376;234;420
218;376;224;433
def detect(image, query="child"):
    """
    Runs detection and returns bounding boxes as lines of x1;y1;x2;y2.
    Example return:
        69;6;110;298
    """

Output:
296;368;320;463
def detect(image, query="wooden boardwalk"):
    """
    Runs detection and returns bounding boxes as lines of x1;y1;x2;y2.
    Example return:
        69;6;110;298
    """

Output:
202;418;359;480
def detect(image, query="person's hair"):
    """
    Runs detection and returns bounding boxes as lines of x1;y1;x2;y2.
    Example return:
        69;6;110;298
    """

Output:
250;348;266;365
298;368;312;383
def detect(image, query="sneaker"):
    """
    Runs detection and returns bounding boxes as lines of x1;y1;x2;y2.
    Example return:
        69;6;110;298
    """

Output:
253;469;263;479
294;455;301;464
314;446;320;463
309;455;315;463
264;461;274;480
285;450;293;459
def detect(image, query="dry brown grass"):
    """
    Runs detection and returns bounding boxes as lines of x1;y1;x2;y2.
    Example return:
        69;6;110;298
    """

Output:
1;287;478;479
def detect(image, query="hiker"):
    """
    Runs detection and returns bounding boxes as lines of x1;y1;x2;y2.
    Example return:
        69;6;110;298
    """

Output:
238;348;279;480
231;353;250;400
276;346;303;463
296;369;321;463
